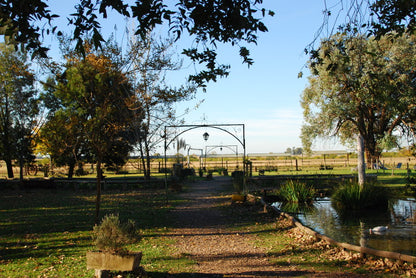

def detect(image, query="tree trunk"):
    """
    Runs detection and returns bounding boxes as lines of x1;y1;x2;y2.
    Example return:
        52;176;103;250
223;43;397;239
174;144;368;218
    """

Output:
138;141;149;180
145;140;151;180
5;159;14;178
357;134;365;187
19;158;24;181
95;159;102;225
68;160;75;179
2;117;14;179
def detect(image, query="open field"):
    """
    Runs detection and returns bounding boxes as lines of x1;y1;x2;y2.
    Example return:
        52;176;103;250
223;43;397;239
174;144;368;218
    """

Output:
1;153;415;180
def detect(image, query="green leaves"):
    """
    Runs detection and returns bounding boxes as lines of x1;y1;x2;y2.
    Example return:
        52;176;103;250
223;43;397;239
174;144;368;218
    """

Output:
2;0;272;87
41;40;139;176
92;214;139;253
302;32;416;163
0;44;39;177
0;0;59;58
131;0;172;40
370;0;416;37
182;47;230;86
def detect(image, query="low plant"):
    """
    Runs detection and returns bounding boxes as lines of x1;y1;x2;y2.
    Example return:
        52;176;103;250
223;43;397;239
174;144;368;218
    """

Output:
278;180;315;203
331;182;390;213
92;214;139;254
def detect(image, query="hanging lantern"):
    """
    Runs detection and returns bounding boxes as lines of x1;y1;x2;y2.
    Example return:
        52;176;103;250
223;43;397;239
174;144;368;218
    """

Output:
203;132;209;141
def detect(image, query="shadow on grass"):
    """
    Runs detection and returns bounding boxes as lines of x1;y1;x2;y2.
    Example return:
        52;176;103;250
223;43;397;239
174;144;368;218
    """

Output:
0;189;173;235
0;235;91;260
0;188;177;262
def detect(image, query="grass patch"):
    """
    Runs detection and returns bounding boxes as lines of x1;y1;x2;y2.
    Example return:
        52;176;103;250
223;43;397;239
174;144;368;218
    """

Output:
331;182;390;213
0;189;192;277
278;180;315;203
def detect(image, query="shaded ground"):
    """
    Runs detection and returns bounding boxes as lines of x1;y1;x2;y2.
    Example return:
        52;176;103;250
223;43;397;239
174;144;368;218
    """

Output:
162;177;374;278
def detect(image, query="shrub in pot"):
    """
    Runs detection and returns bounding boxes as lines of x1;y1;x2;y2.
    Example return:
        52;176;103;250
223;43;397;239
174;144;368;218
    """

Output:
86;214;142;278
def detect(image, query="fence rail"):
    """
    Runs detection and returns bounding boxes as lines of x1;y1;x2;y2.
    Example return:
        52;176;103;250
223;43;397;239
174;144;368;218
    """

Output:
0;155;412;178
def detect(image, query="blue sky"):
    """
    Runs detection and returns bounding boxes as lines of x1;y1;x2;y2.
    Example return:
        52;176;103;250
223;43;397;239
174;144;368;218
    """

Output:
43;1;350;155
166;1;347;154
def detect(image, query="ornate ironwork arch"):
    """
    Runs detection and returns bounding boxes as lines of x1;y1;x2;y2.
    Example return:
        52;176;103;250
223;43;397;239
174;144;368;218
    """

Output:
163;124;246;201
164;124;245;150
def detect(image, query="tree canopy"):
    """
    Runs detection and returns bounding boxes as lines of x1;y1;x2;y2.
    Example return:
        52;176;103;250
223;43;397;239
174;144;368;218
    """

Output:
0;0;273;87
301;32;416;164
370;0;416;36
41;41;140;221
0;44;39;179
125;33;196;179
43;43;139;162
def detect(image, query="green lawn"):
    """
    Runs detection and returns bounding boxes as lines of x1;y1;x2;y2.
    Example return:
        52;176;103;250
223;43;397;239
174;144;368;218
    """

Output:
0;188;190;277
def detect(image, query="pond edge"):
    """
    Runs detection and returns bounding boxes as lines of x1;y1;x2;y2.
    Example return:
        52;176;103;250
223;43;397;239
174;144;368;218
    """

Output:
260;197;416;264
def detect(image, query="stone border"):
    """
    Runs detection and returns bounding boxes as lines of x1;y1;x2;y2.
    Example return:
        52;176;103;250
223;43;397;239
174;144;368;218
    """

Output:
261;198;416;264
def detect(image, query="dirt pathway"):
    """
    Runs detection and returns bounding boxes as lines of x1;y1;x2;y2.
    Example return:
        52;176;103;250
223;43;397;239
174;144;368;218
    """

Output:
158;177;415;278
166;177;315;277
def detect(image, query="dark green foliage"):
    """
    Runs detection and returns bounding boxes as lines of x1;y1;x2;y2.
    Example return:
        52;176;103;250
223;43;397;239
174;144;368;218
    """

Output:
0;0;273;87
371;0;416;36
92;214;139;254
0;44;39;179
331;182;390;212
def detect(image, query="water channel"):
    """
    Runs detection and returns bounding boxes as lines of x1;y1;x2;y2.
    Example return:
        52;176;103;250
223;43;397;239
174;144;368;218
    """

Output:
272;198;416;256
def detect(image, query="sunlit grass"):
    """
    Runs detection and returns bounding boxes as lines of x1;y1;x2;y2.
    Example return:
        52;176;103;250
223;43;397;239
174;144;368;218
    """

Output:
331;182;390;214
0;189;191;277
278;180;315;203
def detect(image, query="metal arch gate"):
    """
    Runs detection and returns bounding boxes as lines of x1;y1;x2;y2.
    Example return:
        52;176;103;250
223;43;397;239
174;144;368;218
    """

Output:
163;124;246;201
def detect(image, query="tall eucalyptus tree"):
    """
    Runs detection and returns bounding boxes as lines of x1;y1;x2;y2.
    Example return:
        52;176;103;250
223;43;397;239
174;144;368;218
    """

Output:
301;32;416;183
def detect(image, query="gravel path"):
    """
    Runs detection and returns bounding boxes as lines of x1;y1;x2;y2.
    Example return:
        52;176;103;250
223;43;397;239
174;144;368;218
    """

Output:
167;177;315;277
159;176;413;278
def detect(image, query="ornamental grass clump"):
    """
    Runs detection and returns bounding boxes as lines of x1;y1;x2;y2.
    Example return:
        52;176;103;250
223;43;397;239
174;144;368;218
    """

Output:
92;214;139;254
331;182;389;213
278;180;315;204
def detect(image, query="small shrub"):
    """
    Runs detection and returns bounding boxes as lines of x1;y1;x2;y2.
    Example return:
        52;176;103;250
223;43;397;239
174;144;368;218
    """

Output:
331;182;389;213
159;168;171;174
215;167;227;174
92;214;139;254
181;168;195;178
278;180;315;203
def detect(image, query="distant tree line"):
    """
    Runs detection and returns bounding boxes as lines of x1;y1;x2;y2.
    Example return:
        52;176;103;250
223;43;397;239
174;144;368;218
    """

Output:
285;147;303;155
